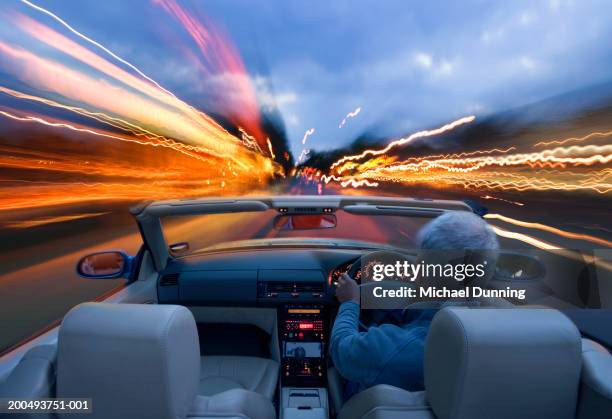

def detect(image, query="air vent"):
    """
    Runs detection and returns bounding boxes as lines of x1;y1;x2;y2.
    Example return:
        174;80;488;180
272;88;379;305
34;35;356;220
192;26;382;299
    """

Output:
160;273;179;286
264;281;324;293
266;282;294;293
295;283;324;293
294;207;317;212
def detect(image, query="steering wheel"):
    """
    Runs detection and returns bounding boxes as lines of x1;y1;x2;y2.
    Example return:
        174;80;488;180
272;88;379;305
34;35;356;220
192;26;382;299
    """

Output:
343;250;415;330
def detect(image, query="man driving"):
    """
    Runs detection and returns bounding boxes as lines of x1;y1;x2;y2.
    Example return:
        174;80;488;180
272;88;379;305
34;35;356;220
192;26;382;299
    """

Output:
329;211;499;398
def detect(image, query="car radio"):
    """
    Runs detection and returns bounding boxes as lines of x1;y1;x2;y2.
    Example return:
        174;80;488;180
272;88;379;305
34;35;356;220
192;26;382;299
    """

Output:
280;304;327;387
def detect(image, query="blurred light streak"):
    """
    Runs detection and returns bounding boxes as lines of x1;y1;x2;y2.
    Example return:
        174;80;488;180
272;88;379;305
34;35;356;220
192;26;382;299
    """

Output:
298;149;310;163
267;138;276;159
0;0;285;215
343;143;612;193
3;212;110;229
0;41;260;163
480;195;525;206
340;178;379;188
20;0;176;98
491;225;558;250
362;169;611;194
338;107;361;128
330;115;475;170
533;129;612;148
0;86;241;164
0;178;256;212
239;127;263;153
485;213;612;247
492;225;612;272
302;128;315;144
0;109;223;164
154;0;266;146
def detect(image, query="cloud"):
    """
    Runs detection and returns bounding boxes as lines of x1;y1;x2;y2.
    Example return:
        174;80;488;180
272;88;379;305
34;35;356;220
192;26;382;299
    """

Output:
414;53;455;77
437;60;454;76
285;113;300;126
253;75;298;111
414;52;433;69
519;56;537;72
190;0;612;156
518;11;536;26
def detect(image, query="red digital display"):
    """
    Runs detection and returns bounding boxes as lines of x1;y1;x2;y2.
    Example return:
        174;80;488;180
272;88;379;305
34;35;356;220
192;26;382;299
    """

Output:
299;323;314;330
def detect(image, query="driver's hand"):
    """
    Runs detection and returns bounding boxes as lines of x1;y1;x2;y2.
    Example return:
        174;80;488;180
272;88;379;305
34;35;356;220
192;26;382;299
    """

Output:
336;273;360;304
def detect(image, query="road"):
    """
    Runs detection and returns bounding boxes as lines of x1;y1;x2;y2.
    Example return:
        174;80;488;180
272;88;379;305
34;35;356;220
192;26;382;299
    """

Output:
1;182;610;353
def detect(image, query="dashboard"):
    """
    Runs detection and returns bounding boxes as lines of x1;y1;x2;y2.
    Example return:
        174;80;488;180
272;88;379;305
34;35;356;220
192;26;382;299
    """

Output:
156;248;367;387
156;248;364;306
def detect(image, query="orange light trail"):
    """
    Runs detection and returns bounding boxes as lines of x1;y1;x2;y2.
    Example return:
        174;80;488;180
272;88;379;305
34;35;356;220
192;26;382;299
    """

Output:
0;109;234;165
239;127;264;153
267;138;276;159
330;115;475;170
491;225;558;250
320;174;379;188
3;212;110;229
0;180;257;212
533;129;612;148
0;86;242;164
485;213;612;247
335;143;612;194
361;168;611;193
480;195;525;206
491;225;612;272
0;0;282;215
340;178;379;188
0;41;258;161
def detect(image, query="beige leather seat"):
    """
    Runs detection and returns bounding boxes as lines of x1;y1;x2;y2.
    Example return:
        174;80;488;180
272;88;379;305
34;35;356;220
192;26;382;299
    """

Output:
337;307;612;419
199;355;279;399
55;303;276;419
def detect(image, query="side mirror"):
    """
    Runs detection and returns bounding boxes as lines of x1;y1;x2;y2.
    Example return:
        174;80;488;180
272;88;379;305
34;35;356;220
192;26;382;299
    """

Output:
494;251;545;281
76;251;132;279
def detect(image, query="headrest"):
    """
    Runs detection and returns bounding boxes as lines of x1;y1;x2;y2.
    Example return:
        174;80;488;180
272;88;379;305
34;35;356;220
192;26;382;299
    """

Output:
57;303;200;419
425;307;581;419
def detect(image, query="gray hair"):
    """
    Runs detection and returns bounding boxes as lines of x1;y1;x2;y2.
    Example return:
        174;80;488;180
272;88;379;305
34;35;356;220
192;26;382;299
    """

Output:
417;211;499;250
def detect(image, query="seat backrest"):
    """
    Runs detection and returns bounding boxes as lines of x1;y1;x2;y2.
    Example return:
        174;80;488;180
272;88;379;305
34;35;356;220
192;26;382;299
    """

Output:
425;307;582;419
577;338;612;419
0;344;56;398
56;302;200;419
0;344;57;419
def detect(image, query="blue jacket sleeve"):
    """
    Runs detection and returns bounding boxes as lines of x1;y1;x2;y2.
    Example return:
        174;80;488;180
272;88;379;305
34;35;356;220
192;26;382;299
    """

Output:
330;302;398;386
330;304;433;390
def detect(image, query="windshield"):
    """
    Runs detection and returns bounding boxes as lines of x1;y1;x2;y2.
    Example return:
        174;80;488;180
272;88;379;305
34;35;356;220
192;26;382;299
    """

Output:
162;209;431;255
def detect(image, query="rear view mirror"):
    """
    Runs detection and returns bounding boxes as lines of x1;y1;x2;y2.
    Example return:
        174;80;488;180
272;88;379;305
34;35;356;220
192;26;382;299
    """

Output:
273;214;337;230
494;251;545;281
76;251;132;279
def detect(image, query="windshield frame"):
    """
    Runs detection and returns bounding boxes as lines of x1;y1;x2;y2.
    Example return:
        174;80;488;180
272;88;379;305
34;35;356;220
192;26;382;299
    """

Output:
131;195;473;271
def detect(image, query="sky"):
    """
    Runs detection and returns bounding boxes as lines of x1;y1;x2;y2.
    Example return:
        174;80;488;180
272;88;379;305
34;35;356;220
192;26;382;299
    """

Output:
3;0;612;157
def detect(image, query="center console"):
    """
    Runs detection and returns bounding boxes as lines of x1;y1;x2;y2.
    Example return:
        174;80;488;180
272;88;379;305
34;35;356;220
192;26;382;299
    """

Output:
281;388;329;419
280;304;328;387
279;304;330;419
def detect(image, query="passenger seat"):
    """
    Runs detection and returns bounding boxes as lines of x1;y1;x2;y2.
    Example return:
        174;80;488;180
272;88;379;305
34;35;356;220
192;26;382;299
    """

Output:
56;303;276;419
338;307;607;419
